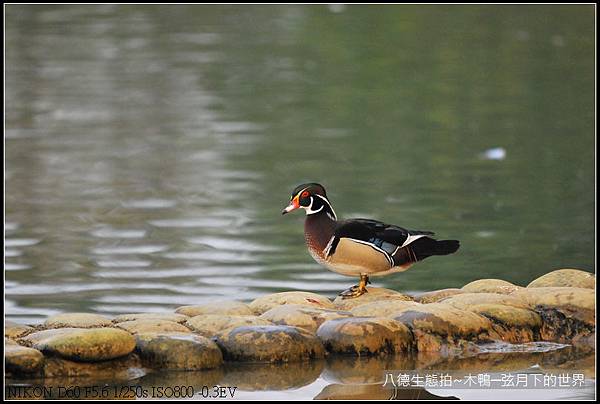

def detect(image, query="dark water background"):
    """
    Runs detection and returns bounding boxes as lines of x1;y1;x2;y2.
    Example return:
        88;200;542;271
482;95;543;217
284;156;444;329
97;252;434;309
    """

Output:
5;5;595;325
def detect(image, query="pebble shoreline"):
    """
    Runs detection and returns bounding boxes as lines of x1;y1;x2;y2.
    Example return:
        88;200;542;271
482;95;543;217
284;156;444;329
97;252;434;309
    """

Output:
5;268;595;380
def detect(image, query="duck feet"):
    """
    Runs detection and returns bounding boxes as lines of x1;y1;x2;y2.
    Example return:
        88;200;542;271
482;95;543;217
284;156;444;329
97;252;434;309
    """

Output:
339;274;370;299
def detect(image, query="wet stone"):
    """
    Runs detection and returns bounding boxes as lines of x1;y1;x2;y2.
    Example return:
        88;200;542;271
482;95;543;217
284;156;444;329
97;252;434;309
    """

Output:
43;353;145;380
259;305;352;333
5;320;35;339
391;303;496;353
25;328;136;362
439;292;530;310
186;315;273;338
510;287;595;343
135;333;223;370
332;287;414;311
44;313;112;329
316;317;413;356
220;360;324;391
461;279;523;294
465;303;542;343
413;288;464;304
214;325;325;362
5;344;44;374
350;300;421;317
176;301;253;317
527;269;595;289
249;291;335;315
115;319;191;334
113;313;189;324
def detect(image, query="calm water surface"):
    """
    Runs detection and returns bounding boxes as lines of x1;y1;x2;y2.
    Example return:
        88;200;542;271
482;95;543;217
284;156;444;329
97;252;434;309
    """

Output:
5;5;595;323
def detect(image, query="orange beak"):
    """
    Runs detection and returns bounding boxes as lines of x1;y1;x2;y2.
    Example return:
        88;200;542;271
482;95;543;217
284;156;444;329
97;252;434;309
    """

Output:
282;195;300;215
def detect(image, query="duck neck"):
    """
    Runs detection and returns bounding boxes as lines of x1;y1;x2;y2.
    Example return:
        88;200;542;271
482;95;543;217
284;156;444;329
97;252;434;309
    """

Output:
304;209;337;252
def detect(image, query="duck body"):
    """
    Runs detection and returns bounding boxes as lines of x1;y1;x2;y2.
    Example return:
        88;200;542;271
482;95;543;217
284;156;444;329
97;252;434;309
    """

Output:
283;183;460;298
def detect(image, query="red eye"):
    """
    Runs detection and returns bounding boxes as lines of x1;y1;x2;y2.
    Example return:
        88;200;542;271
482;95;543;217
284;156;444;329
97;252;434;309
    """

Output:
301;191;309;198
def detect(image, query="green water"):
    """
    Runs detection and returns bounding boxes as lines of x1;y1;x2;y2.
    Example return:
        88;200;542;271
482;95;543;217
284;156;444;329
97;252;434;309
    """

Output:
5;5;595;322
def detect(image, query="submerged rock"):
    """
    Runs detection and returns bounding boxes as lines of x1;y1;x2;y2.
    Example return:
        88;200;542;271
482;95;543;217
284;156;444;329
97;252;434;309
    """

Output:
44;313;112;329
350;300;421;317
461;279;523;294
113;313;189;324
221;360;324;390
25;328;136;362
332;287;413;311
42;353;144;379
5;344;44;374
527;269;595;289
115;319;191;334
259;305;352;333
413;288;464;304
510;287;595;343
176;301;253;317
186;315;273;338
249;291;335;315
391;303;496;353
135;333;223;370
316;317;413;356
215;325;325;362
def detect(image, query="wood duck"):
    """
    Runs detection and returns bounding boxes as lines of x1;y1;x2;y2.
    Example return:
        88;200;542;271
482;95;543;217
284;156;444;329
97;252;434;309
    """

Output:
282;183;460;298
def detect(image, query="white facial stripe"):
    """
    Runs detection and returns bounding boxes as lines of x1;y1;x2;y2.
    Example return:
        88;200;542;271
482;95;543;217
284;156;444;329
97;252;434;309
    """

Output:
304;197;324;215
314;194;337;220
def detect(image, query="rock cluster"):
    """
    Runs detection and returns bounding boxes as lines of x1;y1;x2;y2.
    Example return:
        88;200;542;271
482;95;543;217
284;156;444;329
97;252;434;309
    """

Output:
5;268;595;382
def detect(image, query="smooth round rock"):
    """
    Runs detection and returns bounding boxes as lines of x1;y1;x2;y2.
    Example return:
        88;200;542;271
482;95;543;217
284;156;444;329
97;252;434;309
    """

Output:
26;328;136;362
5;345;44;374
350;300;421;317
249;292;335;315
44;313;112;329
135;333;223;370
511;287;595;325
259;305;352;333
186;315;273;338
439;293;530;310
414;288;464;304
527;269;595;289
176;301;253;316
5;320;34;339
466;303;542;343
392;303;495;352
113;313;189;324
332;287;414;311
215;325;325;362
43;353;144;379
115;319;191;334
316;317;412;356
461;279;523;294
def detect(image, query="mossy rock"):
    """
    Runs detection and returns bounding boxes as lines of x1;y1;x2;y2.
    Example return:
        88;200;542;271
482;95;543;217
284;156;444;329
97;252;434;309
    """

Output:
349;300;421;317
332;287;414;311
316;317;413;356
510;287;595;343
44;313;112;329
5;345;44;374
214;325;325;362
113;313;189;324
461;279;523;294
220;361;324;390
186;315;273;338
439;292;529;310
259;305;352;333
42;353;144;379
115;319;191;334
391;303;496;353
248;291;335;315
527;269;595;289
465;303;542;343
413;288;464;304
135;332;223;370
5;320;34;339
25;328;136;362
176;301;253;317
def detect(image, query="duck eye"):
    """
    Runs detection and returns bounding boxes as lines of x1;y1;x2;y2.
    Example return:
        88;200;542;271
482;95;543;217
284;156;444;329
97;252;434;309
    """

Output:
301;191;309;198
